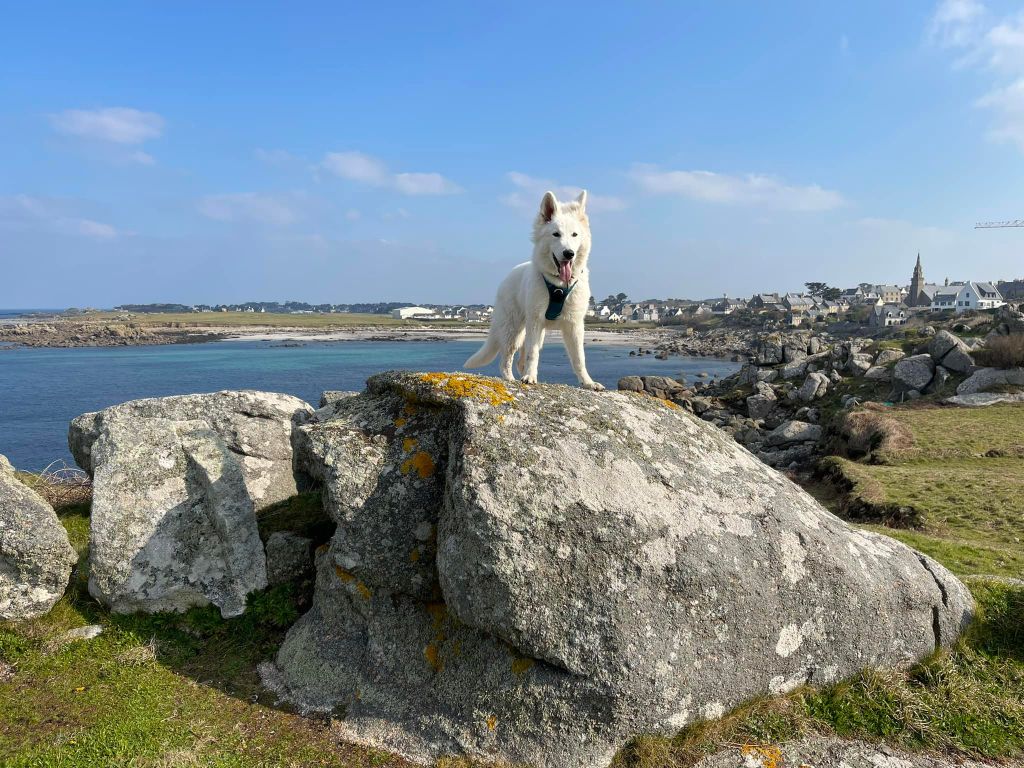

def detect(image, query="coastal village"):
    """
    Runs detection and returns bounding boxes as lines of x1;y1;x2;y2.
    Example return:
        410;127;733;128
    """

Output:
105;253;1023;331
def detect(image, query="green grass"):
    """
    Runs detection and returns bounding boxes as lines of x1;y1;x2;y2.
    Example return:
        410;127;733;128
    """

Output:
824;403;1024;579
85;310;435;329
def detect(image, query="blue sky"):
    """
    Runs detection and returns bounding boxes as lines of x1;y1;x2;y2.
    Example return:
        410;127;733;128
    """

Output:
2;1;1023;307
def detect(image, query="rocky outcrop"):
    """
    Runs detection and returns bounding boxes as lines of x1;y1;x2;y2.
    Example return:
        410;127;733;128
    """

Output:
693;736;992;768
265;532;315;585
0;455;77;620
927;330;974;374
956;367;1024;395
264;372;972;768
70;391;313;617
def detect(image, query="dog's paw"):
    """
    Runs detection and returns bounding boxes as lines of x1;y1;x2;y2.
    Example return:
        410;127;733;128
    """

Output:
580;381;605;391
520;374;538;385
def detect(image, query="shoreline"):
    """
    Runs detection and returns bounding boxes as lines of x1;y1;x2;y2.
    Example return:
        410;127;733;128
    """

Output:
219;325;665;348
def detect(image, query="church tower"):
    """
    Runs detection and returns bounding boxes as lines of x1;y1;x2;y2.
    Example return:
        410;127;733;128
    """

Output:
909;253;925;306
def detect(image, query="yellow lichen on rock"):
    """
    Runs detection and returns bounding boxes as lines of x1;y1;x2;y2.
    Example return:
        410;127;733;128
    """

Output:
511;657;534;675
401;451;435;478
424;643;442;672
486;715;497;731
402;437;418;452
409;548;420;563
394;417;407;428
334;565;354;583
418;373;515;407
334;565;371;599
740;744;783;768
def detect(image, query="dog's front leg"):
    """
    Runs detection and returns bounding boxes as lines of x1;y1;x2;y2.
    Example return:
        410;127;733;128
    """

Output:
563;321;605;391
520;319;545;384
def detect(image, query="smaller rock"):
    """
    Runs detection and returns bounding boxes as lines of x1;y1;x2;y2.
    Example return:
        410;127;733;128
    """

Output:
617;376;644;393
780;359;808;380
863;366;891;382
920;325;936;337
956;367;1024;395
797;372;829;402
265;532;315;586
875;349;905;366
767;420;822;446
319;391;358;408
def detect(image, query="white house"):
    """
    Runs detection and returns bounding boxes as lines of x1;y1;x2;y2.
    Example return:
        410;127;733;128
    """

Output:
391;306;436;320
954;281;1005;313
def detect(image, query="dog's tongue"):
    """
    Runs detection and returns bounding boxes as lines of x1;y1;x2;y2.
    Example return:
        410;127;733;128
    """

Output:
559;261;573;285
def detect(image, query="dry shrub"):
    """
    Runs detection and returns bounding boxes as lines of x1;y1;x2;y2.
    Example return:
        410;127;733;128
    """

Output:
18;460;92;509
975;334;1024;369
837;404;915;461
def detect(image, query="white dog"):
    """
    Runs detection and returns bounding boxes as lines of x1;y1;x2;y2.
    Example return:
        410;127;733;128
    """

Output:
464;190;604;390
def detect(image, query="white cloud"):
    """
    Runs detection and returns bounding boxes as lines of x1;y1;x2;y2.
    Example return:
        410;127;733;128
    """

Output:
629;164;844;211
50;107;164;144
930;1;1024;152
320;151;461;195
0;195;119;239
198;193;298;226
501;171;627;213
394;172;461;195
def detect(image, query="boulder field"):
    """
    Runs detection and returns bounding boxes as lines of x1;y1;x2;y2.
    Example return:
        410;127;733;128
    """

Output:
0;375;975;766
260;372;972;768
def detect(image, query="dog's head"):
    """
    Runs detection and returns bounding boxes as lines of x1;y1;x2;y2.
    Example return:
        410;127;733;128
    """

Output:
531;190;591;286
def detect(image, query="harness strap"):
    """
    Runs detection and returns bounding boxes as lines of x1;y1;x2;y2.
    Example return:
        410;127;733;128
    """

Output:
543;277;577;321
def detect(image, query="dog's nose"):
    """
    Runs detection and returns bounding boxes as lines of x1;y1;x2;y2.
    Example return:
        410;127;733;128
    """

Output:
562;249;575;260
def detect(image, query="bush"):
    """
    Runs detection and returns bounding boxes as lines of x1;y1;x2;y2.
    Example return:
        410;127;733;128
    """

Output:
975;334;1024;369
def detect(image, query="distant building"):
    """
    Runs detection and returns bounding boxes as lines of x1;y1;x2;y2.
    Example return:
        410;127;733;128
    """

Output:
873;285;904;305
783;294;815;312
869;303;907;327
391;306;436;320
907;254;930;307
748;293;781;309
997;279;1024;301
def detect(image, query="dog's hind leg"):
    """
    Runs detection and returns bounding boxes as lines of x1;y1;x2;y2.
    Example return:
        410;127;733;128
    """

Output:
498;327;525;381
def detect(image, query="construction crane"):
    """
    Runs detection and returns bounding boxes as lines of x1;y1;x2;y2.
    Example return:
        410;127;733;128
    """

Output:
975;220;1024;229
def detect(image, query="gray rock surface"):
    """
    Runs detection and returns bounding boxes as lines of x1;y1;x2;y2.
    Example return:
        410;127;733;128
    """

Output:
693;736;991;768
0;455;77;620
264;372;971;768
766;419;822;445
893;354;935;394
797;372;829;402
265;532;314;585
956;367;1024;395
946;391;1024;407
319;390;359;408
863;365;892;382
72;391;313;617
874;348;906;366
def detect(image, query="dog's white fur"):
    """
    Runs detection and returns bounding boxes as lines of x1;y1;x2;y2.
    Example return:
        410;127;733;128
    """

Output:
464;190;604;390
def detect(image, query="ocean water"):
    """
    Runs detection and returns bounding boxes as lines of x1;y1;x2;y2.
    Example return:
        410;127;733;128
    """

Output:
0;339;739;471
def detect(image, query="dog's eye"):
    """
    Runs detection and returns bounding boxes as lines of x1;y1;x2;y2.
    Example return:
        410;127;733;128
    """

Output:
572;232;578;237
552;232;560;237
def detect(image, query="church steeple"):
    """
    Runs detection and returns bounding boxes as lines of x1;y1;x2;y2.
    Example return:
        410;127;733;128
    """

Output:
910;253;925;306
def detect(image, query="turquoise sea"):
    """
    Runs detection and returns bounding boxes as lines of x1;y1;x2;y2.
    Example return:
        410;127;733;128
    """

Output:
0;338;739;471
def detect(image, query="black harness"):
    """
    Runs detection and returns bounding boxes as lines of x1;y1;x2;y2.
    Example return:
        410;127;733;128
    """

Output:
543;277;577;321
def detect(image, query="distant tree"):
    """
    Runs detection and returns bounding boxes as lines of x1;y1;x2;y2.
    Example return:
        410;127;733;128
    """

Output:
804;282;828;296
822;287;842;301
615;292;628;302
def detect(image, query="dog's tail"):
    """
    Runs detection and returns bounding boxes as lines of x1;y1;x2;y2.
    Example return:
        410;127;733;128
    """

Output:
464;334;499;369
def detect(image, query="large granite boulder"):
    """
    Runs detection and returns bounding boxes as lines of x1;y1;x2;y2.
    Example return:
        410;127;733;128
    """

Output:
263;372;972;768
0;455;77;620
70;391;313;617
892;354;935;395
928;330;974;374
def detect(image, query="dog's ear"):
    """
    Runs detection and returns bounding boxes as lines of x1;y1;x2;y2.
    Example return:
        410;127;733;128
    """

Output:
539;191;558;222
576;190;588;211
